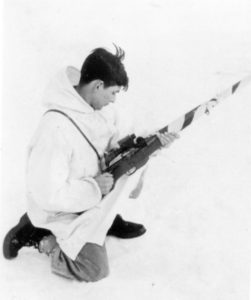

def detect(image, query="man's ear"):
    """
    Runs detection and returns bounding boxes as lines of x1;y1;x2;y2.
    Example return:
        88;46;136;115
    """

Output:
95;80;104;90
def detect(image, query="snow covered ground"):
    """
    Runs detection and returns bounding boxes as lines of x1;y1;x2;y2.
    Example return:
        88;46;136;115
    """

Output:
1;0;251;299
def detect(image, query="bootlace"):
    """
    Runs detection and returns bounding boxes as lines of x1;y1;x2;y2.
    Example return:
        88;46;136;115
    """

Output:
24;239;39;249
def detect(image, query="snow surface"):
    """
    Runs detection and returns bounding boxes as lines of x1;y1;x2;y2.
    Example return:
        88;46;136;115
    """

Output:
1;0;251;299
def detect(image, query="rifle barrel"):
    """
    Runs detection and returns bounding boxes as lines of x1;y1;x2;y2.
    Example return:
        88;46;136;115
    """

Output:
159;74;251;134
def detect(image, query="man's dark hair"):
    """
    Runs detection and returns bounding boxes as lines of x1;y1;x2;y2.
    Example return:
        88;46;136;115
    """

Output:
79;45;129;90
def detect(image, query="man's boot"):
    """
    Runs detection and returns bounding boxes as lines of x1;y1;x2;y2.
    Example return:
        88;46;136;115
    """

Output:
107;214;146;238
3;213;51;259
3;213;146;259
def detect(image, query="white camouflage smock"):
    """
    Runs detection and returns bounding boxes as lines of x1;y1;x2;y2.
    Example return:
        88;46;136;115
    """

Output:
26;67;142;260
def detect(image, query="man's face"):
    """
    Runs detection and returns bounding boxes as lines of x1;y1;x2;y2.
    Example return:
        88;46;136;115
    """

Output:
92;83;121;110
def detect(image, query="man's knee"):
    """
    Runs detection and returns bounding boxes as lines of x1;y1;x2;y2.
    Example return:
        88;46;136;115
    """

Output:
75;243;109;282
76;259;109;282
51;243;109;282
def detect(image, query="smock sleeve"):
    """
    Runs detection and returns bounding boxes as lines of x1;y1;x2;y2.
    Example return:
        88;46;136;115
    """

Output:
26;125;102;213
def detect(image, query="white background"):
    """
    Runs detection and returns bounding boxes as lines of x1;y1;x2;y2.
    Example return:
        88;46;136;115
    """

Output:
1;0;251;299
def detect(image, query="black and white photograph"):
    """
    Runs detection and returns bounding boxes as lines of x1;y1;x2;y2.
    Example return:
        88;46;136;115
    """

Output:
1;0;251;299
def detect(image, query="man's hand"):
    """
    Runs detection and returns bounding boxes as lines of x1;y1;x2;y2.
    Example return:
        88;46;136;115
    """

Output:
157;132;180;148
94;173;114;196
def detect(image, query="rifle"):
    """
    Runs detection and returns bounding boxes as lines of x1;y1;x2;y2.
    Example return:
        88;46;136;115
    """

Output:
103;75;251;181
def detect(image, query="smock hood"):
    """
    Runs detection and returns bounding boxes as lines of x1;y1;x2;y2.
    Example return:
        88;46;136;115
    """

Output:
40;66;120;152
43;66;94;114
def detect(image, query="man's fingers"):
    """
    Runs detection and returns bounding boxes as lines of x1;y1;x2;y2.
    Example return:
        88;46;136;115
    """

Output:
162;134;174;143
102;176;114;185
100;178;114;195
157;131;180;147
94;173;114;195
102;172;113;178
163;132;180;138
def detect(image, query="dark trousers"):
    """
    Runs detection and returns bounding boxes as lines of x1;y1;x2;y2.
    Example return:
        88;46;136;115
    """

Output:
50;242;109;282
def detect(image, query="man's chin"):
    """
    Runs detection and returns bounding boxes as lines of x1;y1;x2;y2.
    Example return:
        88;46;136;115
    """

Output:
100;103;110;110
